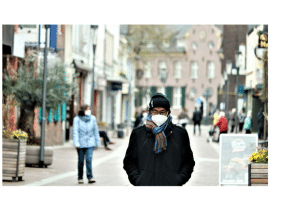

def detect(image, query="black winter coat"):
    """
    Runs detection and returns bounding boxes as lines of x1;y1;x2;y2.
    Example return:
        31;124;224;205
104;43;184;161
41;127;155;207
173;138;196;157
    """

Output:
123;123;195;186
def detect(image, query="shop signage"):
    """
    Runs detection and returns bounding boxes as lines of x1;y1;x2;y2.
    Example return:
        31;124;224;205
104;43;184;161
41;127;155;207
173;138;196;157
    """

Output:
258;33;268;48
219;134;258;185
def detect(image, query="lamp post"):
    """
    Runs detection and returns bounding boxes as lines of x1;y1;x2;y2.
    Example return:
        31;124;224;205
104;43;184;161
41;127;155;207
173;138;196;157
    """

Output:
90;25;98;115
39;25;49;168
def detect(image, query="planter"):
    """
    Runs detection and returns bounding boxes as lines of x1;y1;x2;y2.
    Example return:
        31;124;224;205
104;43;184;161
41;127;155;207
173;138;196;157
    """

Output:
248;163;268;186
25;145;53;167
2;138;27;181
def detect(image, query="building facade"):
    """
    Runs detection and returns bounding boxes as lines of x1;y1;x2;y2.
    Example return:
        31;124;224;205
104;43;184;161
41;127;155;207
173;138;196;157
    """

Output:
137;25;223;120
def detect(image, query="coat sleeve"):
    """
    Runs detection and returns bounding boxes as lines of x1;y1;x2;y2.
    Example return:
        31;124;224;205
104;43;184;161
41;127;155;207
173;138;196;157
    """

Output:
93;116;101;147
123;130;140;186
73;117;80;148
178;130;195;185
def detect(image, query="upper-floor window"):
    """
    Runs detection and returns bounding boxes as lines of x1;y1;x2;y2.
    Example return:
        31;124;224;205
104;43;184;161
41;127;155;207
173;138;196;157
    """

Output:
192;42;198;50
144;61;151;78
159;61;167;81
191;61;198;79
174;61;182;78
208;41;215;49
207;61;215;79
177;39;185;47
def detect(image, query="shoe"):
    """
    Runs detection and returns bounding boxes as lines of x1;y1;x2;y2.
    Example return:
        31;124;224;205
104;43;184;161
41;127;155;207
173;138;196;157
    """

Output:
78;179;84;184
105;147;112;150
88;178;96;184
108;142;115;145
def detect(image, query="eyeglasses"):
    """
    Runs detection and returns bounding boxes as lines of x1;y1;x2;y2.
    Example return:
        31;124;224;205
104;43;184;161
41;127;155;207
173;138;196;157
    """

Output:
151;110;168;115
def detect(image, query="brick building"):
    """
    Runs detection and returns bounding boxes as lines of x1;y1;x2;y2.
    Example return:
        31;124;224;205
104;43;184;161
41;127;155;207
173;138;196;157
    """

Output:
136;25;223;120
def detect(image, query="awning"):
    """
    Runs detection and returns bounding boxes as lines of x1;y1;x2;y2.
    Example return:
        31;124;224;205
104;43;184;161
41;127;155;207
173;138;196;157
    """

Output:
72;59;92;73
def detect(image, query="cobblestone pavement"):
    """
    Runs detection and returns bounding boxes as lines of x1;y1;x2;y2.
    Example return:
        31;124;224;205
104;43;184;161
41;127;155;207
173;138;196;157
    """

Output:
2;124;222;186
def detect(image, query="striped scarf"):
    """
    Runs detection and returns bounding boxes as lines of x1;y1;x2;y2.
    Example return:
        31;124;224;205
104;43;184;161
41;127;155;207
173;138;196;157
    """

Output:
145;113;172;154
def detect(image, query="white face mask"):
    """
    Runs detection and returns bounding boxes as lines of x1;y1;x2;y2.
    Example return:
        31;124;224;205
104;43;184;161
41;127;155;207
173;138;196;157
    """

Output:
85;110;91;116
152;115;168;127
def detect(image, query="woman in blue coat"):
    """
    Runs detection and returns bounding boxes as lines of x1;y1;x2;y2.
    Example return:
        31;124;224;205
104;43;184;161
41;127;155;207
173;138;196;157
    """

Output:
73;104;101;184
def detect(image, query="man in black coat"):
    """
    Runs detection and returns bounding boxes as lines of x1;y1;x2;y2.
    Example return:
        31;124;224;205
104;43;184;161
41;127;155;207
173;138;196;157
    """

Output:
123;93;195;186
192;103;203;135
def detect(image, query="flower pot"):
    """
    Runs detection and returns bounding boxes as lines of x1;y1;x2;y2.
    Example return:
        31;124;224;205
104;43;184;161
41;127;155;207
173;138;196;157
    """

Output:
248;163;268;186
2;138;27;181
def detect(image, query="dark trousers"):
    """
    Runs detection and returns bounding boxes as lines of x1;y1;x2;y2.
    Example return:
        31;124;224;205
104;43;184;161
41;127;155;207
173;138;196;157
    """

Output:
258;127;264;139
239;123;244;132
194;121;201;134
246;129;251;134
77;147;94;180
99;131;111;147
216;130;227;142
231;125;235;132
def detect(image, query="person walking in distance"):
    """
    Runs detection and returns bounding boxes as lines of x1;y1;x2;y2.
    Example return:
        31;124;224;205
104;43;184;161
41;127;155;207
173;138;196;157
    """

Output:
238;109;246;132
213;111;228;142
257;109;264;139
244;110;252;134
230;108;237;133
123;93;195;186
178;108;189;129
73;105;101;184
192;103;203;135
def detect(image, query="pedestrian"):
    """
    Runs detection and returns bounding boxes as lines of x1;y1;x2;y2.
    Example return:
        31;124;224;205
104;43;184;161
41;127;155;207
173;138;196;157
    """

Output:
213;109;220;125
73;104;101;184
178;108;189;129
229;108;237;133
192;103;203;135
213;111;228;142
238;109;246;132
134;109;147;128
123;93;195;186
244;110;252;134
99;130;115;150
257;109;264;139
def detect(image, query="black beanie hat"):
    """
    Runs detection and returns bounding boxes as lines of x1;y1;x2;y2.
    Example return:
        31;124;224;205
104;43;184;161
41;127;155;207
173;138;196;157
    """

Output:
149;93;170;111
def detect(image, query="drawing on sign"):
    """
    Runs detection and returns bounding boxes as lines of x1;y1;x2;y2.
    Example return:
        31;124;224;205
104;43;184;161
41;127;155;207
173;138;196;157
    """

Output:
219;134;258;185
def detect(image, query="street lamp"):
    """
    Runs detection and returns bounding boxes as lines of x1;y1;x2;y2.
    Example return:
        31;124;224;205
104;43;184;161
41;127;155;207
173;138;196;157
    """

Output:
39;25;49;168
90;25;98;114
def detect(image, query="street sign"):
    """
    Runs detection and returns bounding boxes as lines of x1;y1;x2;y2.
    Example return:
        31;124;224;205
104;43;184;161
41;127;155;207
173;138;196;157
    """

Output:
195;97;202;105
219;134;258;185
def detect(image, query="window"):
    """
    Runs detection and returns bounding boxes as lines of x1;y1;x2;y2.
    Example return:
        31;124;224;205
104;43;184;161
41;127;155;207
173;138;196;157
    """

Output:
174;61;182;78
192;42;198;50
159;61;167;81
207;61;215;79
173;87;182;109
177;39;185;47
144;61;151;78
191;61;198;79
189;87;197;98
208;41;214;49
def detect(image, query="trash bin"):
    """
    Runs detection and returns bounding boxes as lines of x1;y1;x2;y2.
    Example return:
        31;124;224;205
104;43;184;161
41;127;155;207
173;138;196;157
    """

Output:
117;123;125;138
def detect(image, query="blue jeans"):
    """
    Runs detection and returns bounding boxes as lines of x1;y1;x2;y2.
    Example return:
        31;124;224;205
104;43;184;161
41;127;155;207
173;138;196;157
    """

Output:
77;147;94;180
